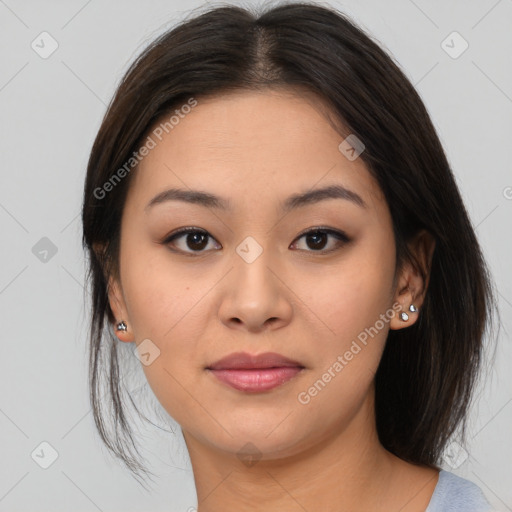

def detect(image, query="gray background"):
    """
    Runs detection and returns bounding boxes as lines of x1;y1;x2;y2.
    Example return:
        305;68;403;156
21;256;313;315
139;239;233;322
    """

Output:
0;0;511;510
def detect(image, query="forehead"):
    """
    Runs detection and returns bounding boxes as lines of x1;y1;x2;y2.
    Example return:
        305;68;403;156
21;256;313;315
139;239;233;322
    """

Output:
128;89;385;213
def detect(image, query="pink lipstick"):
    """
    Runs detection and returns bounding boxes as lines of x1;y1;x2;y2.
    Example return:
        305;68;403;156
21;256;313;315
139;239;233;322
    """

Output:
206;351;305;392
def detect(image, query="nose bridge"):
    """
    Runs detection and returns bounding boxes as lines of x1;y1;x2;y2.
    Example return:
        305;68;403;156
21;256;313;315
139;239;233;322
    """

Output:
218;233;293;332
233;234;279;302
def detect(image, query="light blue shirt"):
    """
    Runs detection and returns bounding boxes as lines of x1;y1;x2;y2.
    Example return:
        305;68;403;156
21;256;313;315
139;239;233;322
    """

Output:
425;470;494;511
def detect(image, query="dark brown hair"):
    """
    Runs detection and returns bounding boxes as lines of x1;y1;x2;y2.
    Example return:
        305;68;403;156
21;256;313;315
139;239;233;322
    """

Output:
81;1;497;487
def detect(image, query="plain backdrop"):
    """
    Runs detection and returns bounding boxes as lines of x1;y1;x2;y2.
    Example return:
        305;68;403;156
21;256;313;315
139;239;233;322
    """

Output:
0;0;511;510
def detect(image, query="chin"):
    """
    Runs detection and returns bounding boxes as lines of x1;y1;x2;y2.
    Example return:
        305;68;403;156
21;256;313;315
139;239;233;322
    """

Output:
198;422;313;462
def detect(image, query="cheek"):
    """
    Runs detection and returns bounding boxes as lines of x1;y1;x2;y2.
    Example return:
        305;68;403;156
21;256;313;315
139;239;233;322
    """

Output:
295;245;395;349
121;244;210;339
294;266;393;425
292;238;395;409
120;254;216;422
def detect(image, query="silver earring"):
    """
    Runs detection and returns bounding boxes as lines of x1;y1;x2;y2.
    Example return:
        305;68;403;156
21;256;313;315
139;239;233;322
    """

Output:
400;312;409;322
116;321;127;331
409;304;418;313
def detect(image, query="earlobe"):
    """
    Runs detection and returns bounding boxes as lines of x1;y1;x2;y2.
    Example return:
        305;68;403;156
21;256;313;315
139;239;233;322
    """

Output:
114;320;133;343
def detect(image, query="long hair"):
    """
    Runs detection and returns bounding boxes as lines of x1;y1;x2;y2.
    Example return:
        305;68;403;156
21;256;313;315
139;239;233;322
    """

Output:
81;1;497;485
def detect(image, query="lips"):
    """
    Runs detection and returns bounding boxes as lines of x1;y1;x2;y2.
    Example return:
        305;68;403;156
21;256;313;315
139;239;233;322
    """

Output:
206;351;304;371
206;352;306;392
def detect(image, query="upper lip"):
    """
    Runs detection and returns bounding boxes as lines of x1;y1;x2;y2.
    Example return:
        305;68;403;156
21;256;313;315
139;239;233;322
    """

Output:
207;351;304;370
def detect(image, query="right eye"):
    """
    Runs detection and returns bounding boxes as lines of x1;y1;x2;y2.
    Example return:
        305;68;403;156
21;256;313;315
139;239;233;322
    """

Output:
162;227;221;255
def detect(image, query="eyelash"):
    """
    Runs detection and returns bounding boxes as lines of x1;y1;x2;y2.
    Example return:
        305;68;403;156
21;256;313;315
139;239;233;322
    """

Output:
162;226;351;256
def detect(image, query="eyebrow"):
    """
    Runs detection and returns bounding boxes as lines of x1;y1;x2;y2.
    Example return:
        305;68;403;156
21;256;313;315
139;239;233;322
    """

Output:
145;184;366;213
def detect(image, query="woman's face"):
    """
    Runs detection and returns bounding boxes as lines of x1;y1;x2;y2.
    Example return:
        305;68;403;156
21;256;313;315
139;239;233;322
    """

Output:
108;89;412;461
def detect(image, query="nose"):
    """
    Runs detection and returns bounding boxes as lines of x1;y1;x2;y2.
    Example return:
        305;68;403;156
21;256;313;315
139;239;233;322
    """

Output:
217;244;293;334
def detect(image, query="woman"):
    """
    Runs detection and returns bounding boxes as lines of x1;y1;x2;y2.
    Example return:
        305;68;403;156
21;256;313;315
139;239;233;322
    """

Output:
82;3;497;510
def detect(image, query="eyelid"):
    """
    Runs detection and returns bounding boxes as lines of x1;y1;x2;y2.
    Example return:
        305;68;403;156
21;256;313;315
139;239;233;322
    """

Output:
164;226;209;241
162;226;350;255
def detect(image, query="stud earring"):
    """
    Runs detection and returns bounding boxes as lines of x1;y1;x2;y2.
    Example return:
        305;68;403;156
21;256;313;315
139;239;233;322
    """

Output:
116;321;127;331
400;304;418;322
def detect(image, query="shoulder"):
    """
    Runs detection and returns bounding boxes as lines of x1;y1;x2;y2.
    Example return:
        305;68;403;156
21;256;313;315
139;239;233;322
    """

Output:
425;470;494;512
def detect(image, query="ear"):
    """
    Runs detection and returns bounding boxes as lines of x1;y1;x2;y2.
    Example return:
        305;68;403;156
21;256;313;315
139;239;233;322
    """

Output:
93;242;134;342
107;276;135;342
389;230;436;330
95;248;134;343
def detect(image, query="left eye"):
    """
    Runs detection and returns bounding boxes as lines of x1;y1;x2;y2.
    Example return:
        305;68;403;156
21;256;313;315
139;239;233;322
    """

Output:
162;227;350;255
290;228;350;253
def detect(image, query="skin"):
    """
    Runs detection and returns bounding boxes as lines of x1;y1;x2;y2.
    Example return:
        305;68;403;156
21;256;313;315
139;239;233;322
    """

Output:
106;88;437;511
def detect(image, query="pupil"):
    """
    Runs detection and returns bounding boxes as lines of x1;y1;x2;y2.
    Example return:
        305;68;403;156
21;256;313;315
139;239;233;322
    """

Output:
307;231;327;250
188;232;207;250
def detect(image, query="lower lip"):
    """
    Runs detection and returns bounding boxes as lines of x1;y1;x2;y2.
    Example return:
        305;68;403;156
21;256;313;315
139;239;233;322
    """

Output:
208;367;304;392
